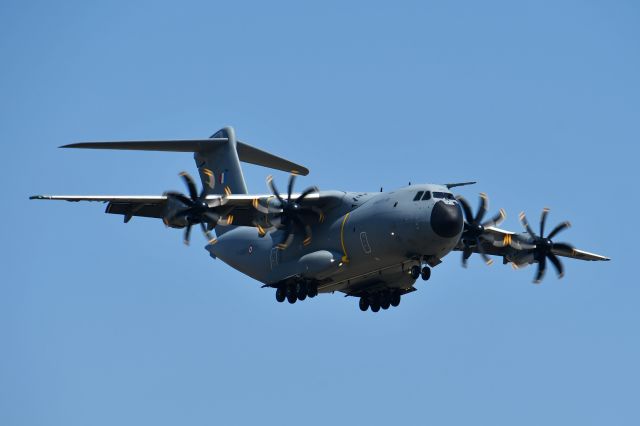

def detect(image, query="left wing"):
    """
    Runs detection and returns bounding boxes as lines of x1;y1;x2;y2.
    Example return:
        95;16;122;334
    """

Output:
29;193;326;226
30;195;170;222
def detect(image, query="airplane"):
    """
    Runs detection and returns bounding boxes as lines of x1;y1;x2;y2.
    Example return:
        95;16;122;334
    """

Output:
31;126;610;312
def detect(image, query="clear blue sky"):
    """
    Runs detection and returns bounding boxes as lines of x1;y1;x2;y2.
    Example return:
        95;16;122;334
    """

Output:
2;1;638;425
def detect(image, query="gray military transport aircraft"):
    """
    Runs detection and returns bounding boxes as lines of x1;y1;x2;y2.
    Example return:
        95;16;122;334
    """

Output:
31;126;609;312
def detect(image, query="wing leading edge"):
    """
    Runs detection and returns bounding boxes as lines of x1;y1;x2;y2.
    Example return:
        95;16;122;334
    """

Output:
29;193;326;225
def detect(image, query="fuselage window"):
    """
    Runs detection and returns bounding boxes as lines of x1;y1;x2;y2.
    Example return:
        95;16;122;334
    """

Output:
422;191;431;200
413;191;424;201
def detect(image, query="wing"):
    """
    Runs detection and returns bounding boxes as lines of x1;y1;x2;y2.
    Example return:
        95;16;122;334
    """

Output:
29;192;329;226
455;226;610;262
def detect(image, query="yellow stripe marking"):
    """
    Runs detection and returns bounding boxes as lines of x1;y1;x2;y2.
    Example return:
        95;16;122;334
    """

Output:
340;212;351;263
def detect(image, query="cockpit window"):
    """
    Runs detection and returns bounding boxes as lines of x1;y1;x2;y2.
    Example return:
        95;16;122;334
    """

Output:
433;192;455;200
422;191;431;200
413;191;424;201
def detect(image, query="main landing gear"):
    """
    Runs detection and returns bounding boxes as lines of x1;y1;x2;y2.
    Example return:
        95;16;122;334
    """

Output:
359;289;402;313
275;281;318;304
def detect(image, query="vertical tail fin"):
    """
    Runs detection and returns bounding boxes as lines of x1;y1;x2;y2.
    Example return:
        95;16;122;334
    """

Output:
194;126;248;197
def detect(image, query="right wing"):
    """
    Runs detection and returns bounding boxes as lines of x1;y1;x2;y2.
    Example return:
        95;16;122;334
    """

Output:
455;226;610;262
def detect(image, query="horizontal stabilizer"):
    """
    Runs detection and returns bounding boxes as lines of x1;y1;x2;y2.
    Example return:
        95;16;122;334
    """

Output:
61;139;228;152
61;139;309;175
236;142;308;175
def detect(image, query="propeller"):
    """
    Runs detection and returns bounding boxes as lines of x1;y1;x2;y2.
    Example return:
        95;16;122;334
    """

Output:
456;193;506;267
516;208;574;283
256;174;322;249
165;171;225;245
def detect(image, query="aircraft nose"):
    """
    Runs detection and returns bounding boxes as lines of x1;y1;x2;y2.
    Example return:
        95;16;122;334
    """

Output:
430;201;463;238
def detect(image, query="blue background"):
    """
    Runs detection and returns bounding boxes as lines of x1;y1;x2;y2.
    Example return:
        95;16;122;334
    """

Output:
2;1;638;425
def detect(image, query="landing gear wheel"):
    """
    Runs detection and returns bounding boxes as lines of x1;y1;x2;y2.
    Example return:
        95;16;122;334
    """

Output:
380;291;391;310
296;282;308;301
369;294;380;312
286;286;297;304
359;297;369;312
410;265;421;280
307;284;318;298
390;291;401;307
421;266;431;281
275;287;286;303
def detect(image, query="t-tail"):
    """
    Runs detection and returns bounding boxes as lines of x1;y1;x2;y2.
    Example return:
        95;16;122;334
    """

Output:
60;125;309;234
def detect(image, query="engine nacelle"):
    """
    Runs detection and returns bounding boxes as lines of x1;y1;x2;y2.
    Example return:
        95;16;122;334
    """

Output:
162;195;189;228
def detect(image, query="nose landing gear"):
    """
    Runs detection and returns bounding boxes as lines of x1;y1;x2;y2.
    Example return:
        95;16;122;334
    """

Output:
410;264;431;281
421;266;431;281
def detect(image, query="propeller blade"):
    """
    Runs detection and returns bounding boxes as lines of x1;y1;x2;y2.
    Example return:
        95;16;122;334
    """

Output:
268;214;283;229
266;175;285;205
540;207;549;237
170;208;193;222
481;208;506;228
547;221;571;240
547;252;564;278
291;215;312;246
253;222;267;237
474;193;488;223
456;196;474;223
183;224;192;245
296;186;319;203
200;222;212;240
519;212;537;239
277;226;295;250
287;174;296;201
509;237;536;250
476;240;494;265
203;211;220;228
165;191;193;206
462;247;473;268
533;255;546;283
252;198;271;214
179;172;198;200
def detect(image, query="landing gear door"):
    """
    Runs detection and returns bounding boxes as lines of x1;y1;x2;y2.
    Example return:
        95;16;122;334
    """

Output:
270;247;279;270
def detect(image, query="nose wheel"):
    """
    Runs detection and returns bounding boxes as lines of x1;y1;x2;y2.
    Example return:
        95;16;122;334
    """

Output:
410;264;431;281
421;266;431;281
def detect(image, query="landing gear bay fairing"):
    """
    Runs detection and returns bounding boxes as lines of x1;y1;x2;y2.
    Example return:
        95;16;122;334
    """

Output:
31;127;609;312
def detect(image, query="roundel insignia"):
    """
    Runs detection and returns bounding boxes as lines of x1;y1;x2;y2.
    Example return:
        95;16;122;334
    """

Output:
248;245;253;254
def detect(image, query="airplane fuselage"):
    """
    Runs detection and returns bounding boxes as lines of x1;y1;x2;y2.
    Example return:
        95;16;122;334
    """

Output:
207;184;463;295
